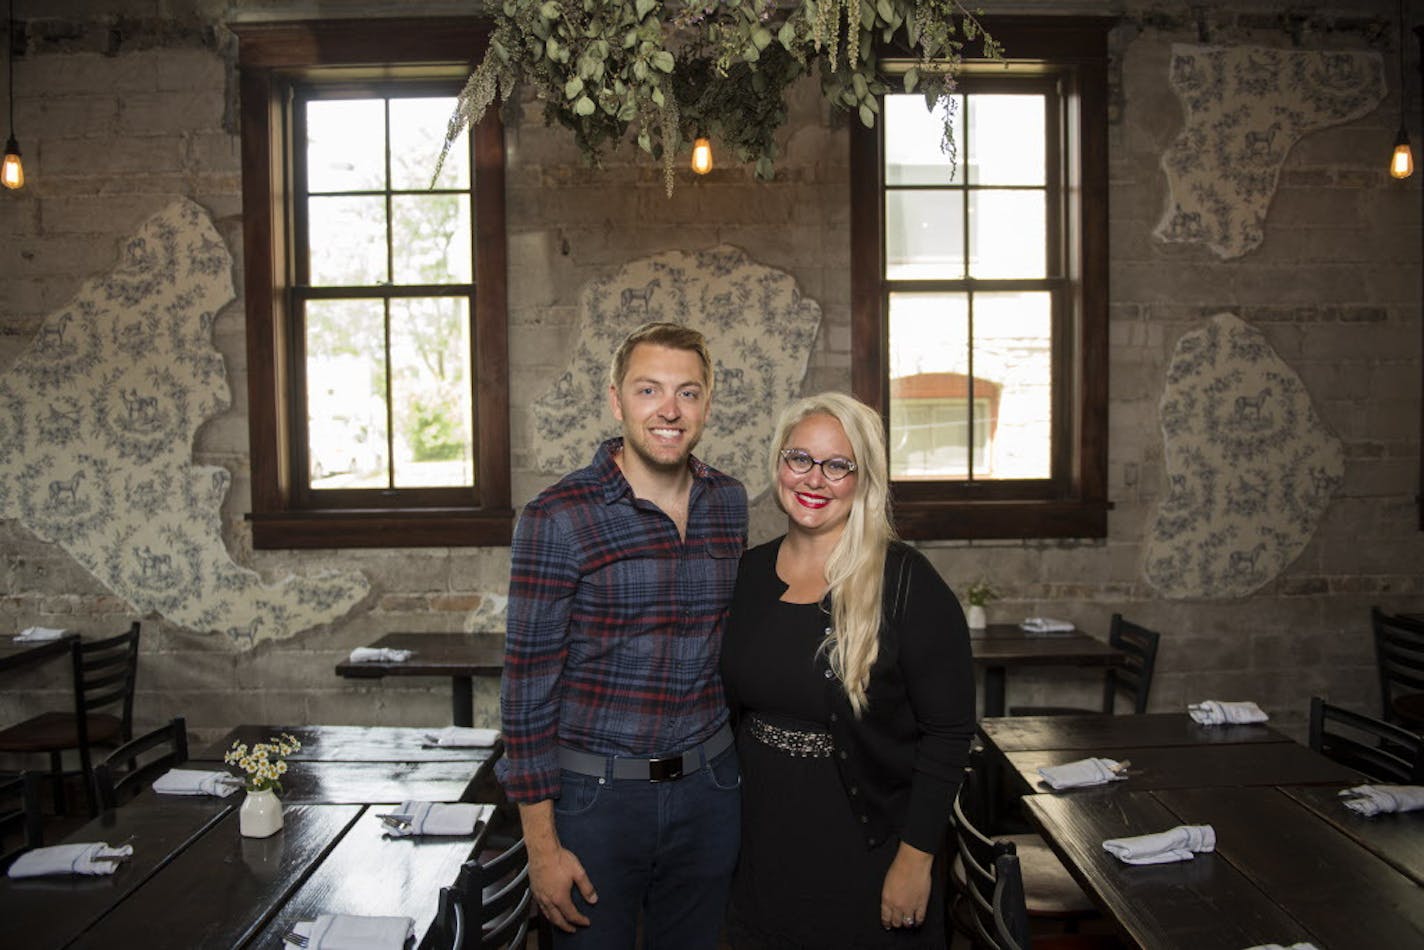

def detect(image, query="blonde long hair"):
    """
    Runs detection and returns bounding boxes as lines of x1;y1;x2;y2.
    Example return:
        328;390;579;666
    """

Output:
770;392;896;715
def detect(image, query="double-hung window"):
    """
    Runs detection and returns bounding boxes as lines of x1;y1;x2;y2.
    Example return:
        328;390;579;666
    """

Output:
234;18;510;548
852;18;1112;539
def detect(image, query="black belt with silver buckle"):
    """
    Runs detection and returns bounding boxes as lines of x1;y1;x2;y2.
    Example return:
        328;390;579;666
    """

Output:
557;722;733;782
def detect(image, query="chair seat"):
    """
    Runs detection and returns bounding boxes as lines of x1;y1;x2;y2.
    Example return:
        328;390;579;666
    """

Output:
0;712;123;754
1004;834;1099;918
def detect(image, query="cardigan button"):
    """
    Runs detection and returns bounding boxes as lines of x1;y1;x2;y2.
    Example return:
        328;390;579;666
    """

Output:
860;815;869;824
828;713;837;723
849;786;859;796
839;750;848;760
823;669;833;679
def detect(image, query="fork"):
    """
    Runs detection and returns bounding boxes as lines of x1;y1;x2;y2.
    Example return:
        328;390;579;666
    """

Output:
282;928;309;947
376;812;414;830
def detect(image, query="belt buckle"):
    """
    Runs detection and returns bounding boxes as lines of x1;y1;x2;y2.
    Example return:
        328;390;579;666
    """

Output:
647;755;683;782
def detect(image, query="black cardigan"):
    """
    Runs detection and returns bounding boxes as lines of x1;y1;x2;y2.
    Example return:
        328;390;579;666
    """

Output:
722;537;976;853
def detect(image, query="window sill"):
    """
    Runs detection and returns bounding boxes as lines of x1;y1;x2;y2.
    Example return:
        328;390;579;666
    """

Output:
248;508;514;549
892;499;1110;541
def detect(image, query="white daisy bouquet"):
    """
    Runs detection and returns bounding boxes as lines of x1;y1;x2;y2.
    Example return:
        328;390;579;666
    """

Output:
223;733;301;793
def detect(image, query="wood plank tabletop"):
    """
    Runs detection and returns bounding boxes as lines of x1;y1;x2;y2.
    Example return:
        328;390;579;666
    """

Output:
1025;790;1313;949
979;713;1289;753
200;723;500;763
0;798;233;950
184;759;488;805
1002;741;1366;794
247;803;496;948
968;624;1124;667
0;632;77;675
1156;786;1424;948
334;632;505;679
1280;783;1424;885
68;804;362;950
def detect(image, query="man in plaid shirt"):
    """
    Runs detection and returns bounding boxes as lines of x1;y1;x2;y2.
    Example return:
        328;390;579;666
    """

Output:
498;322;748;948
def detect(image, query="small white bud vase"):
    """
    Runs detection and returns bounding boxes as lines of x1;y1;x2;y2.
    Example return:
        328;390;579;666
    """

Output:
966;604;987;630
239;787;284;838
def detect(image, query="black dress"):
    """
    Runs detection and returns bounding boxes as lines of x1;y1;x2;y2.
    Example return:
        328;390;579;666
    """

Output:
721;568;948;949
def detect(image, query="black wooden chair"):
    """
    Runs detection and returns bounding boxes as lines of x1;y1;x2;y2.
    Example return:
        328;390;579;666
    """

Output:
431;886;466;950
93;716;189;810
424;834;536;950
0;622;141;816
950;761;1101;946
992;852;1030;950
0;772;44;873
1308;696;1424;784
1011;614;1161;716
1371;607;1424;730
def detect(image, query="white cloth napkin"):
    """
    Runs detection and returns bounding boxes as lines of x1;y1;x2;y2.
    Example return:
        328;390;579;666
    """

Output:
1188;700;1269;725
1037;757;1128;790
1020;617;1074;632
1102;824;1215;865
286;914;414;950
1243;943;1320;950
7;842;134;878
423;726;499;748
13;626;67;642
383;800;483;837
348;647;414;663
1339;784;1424;816
152;768;242;798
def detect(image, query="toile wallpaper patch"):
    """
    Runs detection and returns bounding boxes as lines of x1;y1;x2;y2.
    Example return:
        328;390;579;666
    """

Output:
1155;44;1385;260
530;245;822;499
0;198;369;646
1144;313;1343;599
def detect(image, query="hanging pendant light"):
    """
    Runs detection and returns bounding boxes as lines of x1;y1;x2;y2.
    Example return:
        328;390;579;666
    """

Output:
1391;0;1414;180
2;0;22;191
690;136;713;175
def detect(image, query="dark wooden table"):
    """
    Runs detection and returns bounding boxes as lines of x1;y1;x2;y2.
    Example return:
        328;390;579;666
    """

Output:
202;723;498;763
1;721;499;949
335;632;505;727
1026;786;1424;948
970;624;1124;717
0;632;77;675
979;712;1289;753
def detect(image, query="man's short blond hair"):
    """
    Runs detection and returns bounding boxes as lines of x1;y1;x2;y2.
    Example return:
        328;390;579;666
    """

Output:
608;322;714;394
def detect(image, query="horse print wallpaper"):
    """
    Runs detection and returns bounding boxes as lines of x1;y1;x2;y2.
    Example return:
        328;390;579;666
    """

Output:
0;198;369;646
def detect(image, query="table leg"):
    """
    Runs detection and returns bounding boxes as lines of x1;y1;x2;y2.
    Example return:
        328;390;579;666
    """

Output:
984;666;1006;719
452;676;473;727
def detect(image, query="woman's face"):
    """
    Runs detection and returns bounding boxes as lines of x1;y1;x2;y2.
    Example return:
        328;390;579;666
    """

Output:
777;413;858;538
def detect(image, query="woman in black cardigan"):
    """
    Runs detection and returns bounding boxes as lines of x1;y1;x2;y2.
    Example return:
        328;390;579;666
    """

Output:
721;392;976;949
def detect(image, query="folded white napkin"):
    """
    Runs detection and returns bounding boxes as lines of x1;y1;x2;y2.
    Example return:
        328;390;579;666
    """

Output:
1187;700;1269;725
7;842;134;879
1037;757;1128;790
1339;784;1424;817
423;726;499;748
14;626;67;642
383;800;483;837
1243;943;1320;950
1020;617;1074;632
348;647;414;663
1102;824;1215;865
286;914;415;950
152;768;242;798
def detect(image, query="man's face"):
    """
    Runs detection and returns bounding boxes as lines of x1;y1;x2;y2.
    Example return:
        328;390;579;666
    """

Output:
609;343;710;474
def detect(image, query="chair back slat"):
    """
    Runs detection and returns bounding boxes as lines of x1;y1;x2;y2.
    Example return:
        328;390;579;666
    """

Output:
93;716;189;810
441;833;535;950
951;766;1017;949
991;853;1029;950
1372;607;1424;726
1104;614;1161;714
0;773;44;871
1309;696;1424;784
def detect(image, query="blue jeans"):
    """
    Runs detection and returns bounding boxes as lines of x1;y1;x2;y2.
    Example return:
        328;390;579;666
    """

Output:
551;744;741;950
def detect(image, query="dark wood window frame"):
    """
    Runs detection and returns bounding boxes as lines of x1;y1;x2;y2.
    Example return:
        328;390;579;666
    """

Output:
851;16;1114;540
233;18;512;549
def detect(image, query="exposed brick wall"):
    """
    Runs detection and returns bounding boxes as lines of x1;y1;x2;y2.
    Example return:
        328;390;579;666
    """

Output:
0;1;1419;749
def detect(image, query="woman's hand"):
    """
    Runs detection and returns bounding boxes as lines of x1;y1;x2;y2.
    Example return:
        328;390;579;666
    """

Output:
880;841;934;929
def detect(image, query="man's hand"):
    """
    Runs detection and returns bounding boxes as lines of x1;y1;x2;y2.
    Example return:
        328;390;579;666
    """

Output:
520;801;598;933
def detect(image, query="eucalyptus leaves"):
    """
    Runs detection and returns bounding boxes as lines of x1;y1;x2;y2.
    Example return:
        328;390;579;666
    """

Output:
441;0;998;193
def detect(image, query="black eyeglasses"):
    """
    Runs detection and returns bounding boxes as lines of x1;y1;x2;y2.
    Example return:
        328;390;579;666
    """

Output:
779;449;857;482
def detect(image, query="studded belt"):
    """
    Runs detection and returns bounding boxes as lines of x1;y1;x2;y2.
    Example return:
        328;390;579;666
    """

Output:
747;714;834;758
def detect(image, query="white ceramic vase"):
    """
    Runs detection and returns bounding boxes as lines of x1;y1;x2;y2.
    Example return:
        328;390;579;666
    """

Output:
239;787;284;838
966;604;987;630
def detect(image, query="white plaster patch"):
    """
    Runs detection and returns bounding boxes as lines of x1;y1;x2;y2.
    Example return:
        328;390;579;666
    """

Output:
463;592;507;633
530;245;822;498
1144;313;1343;599
0;198;369;646
1155;44;1384;259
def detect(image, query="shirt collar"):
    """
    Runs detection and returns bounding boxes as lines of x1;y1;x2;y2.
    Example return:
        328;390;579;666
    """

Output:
594;437;713;505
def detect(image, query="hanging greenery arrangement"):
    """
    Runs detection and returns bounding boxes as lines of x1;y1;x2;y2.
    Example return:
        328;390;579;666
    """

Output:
440;0;1000;193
